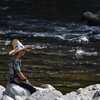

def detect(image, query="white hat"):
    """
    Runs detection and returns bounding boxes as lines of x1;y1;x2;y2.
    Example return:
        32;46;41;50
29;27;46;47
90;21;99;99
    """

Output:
9;39;30;55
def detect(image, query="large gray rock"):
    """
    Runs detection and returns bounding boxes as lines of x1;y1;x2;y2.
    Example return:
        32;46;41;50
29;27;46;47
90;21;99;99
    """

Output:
4;83;31;100
57;84;100;100
2;95;14;100
56;92;80;100
3;83;63;100
2;95;24;100
82;11;100;26
0;85;5;100
1;84;100;100
25;87;63;100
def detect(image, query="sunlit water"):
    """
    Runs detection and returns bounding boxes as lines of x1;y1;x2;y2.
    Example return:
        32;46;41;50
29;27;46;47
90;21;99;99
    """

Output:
0;16;100;94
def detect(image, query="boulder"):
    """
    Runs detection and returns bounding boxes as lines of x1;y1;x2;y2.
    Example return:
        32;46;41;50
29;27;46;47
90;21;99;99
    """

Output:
56;91;81;100
57;84;100;100
3;83;63;100
25;84;63;100
2;84;100;100
2;95;14;100
2;95;24;100
0;85;5;100
4;83;31;100
82;11;100;26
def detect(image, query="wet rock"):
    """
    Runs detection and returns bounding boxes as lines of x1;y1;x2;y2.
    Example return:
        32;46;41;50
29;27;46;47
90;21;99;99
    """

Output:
82;11;100;26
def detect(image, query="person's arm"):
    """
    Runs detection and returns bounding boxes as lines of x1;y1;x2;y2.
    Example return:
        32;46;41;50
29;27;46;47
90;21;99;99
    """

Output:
16;72;29;83
14;59;29;83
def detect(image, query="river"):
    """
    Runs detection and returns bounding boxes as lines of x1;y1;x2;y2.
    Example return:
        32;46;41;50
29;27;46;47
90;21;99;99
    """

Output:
0;0;100;94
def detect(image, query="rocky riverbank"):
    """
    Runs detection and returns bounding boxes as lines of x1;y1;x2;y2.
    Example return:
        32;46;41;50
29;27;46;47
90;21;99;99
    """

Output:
1;83;100;100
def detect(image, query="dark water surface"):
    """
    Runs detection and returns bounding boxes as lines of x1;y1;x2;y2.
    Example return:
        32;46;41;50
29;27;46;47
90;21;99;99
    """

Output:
0;0;100;94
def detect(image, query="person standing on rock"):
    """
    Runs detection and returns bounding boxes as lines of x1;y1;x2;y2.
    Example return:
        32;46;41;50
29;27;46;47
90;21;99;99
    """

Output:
6;39;36;94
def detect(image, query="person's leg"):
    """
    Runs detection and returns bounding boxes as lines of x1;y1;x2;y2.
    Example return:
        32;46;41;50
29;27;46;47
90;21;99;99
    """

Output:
10;81;36;94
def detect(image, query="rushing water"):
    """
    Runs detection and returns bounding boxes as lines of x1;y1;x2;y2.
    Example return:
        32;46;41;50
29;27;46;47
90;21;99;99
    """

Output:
0;0;100;94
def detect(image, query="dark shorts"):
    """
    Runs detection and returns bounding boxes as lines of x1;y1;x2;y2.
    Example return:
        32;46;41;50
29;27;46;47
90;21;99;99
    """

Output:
10;80;36;94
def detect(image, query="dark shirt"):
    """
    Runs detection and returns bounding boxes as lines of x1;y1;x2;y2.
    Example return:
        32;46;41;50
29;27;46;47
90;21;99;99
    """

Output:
6;56;21;81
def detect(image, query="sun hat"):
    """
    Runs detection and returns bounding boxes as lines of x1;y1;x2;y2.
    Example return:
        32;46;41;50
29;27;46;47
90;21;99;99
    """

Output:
9;39;30;55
